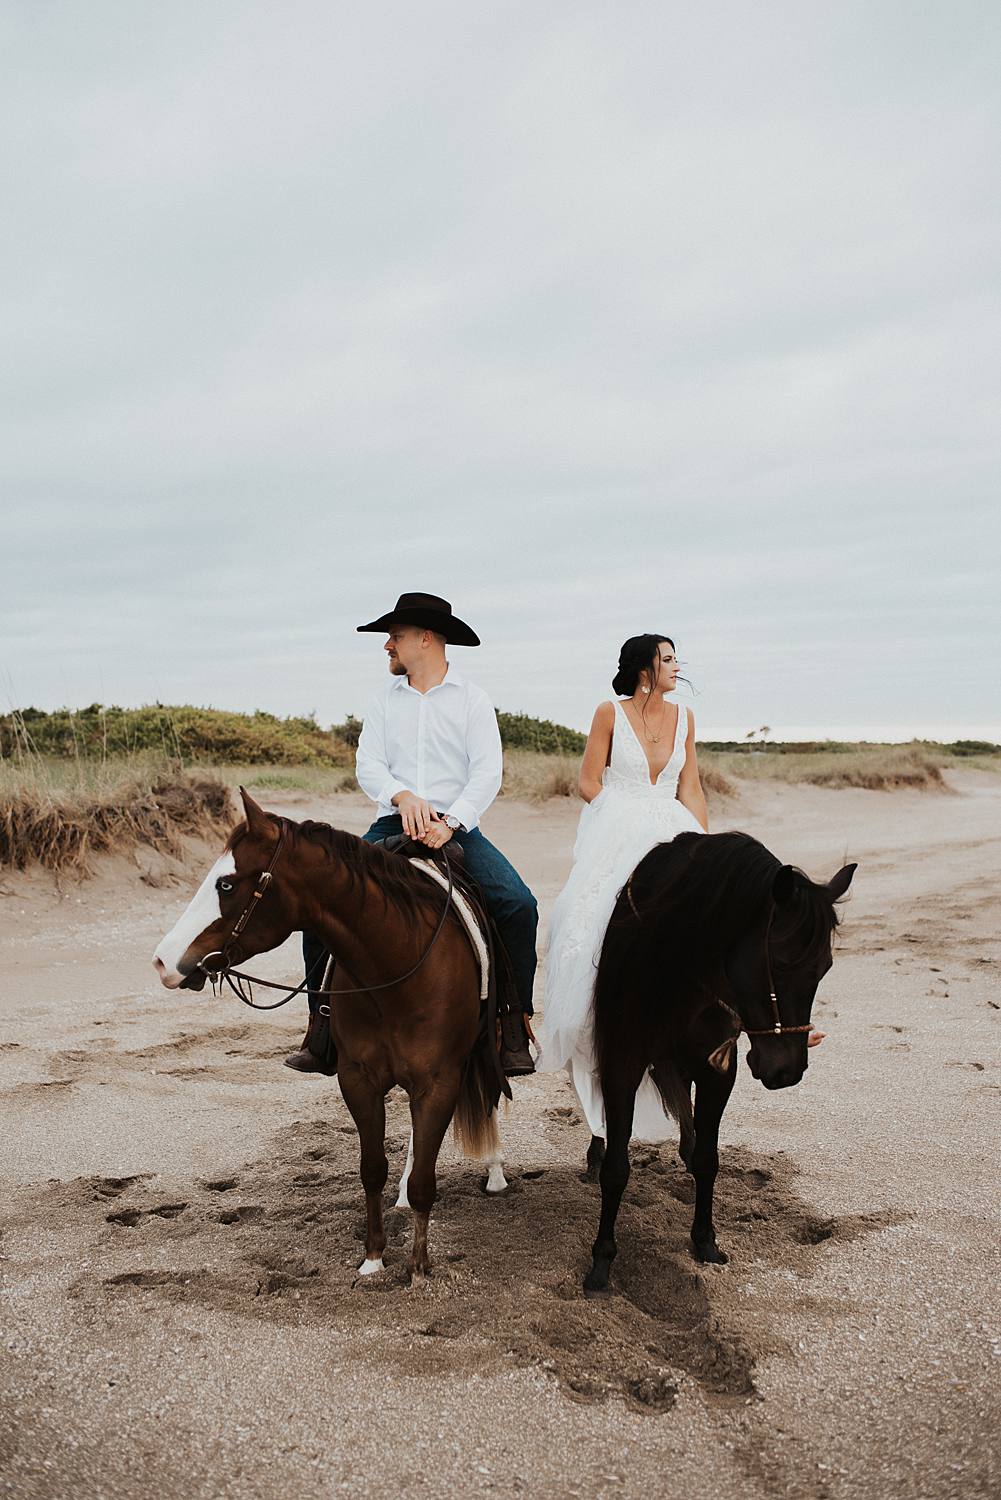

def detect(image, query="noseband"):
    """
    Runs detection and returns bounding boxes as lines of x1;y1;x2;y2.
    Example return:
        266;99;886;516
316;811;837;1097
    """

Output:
623;877;815;1071
706;904;814;1070
194;821;455;1010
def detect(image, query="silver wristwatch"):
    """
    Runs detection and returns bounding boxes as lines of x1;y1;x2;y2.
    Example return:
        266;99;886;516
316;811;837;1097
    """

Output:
443;814;465;832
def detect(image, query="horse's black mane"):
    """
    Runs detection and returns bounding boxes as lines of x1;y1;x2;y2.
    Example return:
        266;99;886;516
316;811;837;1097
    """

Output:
613;830;840;983
230;816;444;925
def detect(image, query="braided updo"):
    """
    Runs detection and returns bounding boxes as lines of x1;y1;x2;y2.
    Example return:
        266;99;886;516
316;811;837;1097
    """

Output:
612;634;676;697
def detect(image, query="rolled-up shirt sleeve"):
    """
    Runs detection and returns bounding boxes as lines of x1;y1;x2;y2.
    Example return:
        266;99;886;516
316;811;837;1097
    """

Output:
356;691;409;808
445;691;503;831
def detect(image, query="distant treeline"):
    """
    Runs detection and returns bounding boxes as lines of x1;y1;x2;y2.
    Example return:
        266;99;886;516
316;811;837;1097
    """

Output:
1;704;588;765
700;738;1000;757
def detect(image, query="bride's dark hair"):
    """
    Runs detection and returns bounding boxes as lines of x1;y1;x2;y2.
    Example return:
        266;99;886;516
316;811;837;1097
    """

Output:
612;634;676;697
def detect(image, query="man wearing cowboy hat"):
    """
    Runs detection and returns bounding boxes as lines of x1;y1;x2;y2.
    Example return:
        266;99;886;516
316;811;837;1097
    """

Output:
285;592;538;1076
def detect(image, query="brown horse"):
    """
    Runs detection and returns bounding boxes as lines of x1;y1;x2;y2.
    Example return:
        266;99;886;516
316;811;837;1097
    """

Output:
153;790;507;1280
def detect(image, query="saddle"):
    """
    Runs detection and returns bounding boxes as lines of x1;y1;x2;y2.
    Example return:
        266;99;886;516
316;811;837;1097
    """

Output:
378;834;531;1080
379;834;488;986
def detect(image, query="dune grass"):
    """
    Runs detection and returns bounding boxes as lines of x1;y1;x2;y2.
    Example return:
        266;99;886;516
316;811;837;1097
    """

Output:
215;764;359;795
701;744;949;791
3;714;996;874
0;756;234;874
500;751;737;801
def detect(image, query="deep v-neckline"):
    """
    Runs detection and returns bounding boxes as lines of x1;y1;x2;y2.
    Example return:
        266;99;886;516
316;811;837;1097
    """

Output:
616;699;682;786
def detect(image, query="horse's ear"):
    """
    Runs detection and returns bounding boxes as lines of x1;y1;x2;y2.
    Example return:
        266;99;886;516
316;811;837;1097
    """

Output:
827;862;858;901
772;864;796;904
239;786;273;836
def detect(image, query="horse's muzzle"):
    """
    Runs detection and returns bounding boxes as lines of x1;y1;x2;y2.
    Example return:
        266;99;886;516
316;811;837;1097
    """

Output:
760;1069;805;1090
746;1047;806;1090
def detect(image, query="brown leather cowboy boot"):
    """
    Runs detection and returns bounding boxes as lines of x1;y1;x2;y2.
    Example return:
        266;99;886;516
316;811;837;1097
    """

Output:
500;1011;535;1076
284;1012;338;1075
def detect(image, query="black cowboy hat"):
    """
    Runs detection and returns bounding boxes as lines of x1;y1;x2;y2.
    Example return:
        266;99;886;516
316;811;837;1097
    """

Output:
356;592;481;647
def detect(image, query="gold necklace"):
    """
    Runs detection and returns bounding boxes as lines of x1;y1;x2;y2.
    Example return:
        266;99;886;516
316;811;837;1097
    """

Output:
631;697;667;743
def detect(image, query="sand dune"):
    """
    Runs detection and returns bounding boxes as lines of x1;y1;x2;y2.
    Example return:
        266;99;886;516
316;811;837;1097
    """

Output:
1;771;999;1499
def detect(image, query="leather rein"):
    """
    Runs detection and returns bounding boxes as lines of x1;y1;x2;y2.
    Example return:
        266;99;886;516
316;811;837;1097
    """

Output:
193;821;456;1011
624;877;815;1070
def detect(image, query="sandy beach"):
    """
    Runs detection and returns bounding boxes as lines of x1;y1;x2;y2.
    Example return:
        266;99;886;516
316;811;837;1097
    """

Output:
1;771;999;1500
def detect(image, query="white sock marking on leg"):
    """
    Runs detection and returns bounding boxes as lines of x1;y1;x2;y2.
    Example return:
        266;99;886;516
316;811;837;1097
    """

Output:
395;1129;414;1209
485;1163;508;1194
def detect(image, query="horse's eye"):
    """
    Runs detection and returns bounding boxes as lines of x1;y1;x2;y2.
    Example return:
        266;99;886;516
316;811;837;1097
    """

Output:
216;878;234;893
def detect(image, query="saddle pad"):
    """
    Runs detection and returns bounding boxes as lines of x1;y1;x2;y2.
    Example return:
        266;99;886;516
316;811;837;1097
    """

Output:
408;858;489;1001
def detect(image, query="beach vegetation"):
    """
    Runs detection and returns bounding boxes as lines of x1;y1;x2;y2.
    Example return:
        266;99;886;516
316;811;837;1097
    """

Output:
0;759;232;875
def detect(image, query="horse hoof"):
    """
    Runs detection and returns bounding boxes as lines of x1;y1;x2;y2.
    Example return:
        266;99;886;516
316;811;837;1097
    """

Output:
394;1192;410;1209
583;1268;611;1296
482;1169;509;1195
692;1241;728;1265
357;1256;385;1277
583;1281;613;1300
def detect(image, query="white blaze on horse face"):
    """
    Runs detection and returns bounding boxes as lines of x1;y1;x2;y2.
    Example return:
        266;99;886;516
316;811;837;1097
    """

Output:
153;851;236;987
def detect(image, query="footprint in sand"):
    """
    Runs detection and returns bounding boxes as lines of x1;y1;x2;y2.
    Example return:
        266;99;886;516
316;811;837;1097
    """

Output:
106;1202;189;1226
797;1209;907;1247
545;1106;582;1125
217;1205;264;1225
105;1270;190;1291
85;1174;151;1200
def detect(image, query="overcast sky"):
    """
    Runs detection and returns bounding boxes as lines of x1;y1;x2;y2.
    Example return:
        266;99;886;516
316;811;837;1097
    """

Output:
2;2;999;738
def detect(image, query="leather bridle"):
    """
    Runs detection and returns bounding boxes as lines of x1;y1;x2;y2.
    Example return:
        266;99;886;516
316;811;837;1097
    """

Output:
192;821;456;1011
623;876;815;1069
705;905;815;1070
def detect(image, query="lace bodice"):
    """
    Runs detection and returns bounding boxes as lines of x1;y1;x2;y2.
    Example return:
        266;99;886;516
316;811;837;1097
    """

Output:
603;698;689;797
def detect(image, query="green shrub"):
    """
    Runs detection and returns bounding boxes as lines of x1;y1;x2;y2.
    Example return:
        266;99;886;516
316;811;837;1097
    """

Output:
1;705;353;767
495;711;586;754
944;739;1001;757
1;704;586;764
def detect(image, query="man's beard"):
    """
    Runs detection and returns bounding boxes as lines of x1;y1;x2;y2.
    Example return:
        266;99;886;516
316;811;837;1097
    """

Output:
388;657;408;675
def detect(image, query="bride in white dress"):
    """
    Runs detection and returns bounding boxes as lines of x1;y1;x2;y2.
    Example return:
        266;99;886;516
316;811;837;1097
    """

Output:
542;634;709;1143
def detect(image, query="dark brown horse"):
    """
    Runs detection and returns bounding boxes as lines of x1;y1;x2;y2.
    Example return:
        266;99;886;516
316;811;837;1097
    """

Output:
583;830;856;1293
153;790;507;1280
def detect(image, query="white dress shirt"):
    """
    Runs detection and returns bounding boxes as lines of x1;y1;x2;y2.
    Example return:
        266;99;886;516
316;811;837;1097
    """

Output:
355;667;503;831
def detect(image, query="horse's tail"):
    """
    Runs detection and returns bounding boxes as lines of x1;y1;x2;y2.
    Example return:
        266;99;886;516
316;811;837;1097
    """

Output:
651;1060;693;1133
452;1034;506;1159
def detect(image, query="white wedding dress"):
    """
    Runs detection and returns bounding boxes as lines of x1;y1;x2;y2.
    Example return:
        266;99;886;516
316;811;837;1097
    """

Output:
541;698;705;1142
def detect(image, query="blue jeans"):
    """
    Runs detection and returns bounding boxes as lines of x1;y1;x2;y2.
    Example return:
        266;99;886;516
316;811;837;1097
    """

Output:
301;814;538;1015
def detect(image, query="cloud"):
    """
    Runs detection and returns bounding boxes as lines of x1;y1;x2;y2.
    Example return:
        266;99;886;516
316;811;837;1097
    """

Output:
2;1;999;736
